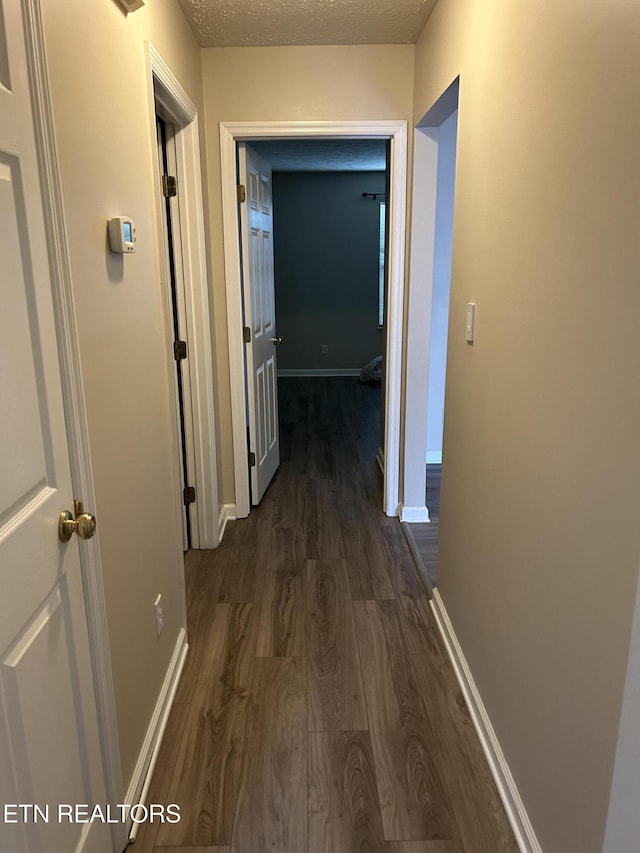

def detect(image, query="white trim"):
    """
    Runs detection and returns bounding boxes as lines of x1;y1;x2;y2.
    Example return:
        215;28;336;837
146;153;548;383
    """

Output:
383;122;407;518
147;43;219;549
400;505;430;523
400;521;434;598
148;44;197;124
22;2;126;849
430;590;543;853
125;629;188;829
403;127;437;520
404;79;458;536
218;503;236;541
220;121;407;519
220;125;250;518
426;450;443;464
277;368;362;377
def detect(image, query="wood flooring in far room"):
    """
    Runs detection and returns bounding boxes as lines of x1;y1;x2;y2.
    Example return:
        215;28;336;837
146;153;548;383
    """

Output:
134;377;517;853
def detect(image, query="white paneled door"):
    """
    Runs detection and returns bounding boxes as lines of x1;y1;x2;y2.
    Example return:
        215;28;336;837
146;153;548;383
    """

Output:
0;3;111;852
238;144;280;504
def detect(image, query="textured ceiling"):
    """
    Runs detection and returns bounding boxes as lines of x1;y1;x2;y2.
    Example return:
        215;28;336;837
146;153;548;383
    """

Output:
251;139;387;171
178;0;439;47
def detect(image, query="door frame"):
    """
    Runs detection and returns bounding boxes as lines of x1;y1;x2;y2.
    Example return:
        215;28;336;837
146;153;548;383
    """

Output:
155;114;194;549
146;43;219;548
23;0;125;848
403;78;459;522
220;120;408;518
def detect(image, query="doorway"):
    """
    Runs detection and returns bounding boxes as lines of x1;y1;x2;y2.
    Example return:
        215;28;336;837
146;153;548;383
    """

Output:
241;139;390;506
148;44;219;550
220;121;408;520
402;79;459;585
424;109;457;472
156;113;194;547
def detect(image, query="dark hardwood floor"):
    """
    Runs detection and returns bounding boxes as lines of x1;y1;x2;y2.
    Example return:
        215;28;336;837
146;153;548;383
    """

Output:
134;378;517;853
403;465;441;588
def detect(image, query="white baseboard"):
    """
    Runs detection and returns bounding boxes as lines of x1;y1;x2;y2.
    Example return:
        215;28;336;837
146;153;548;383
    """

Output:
400;521;434;597
400;505;431;523
218;503;236;541
277;368;361;377
426;450;443;464
125;628;188;810
430;590;542;853
376;447;384;475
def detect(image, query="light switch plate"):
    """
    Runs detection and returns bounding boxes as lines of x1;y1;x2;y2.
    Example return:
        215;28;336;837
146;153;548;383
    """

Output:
465;302;476;343
154;594;164;638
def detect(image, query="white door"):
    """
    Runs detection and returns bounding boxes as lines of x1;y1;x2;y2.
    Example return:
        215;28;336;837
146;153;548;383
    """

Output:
0;3;112;852
238;143;280;505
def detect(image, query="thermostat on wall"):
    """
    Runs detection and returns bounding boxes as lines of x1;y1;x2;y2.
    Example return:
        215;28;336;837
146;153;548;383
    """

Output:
108;217;136;253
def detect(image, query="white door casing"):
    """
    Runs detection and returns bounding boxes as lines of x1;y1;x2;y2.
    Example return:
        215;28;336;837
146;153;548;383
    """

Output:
155;115;195;550
238;143;280;504
221;122;407;519
0;1;112;851
147;42;219;548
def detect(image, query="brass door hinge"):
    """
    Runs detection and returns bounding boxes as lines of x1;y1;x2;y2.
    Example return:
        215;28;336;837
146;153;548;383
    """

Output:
237;184;246;203
243;326;251;343
248;451;256;468
174;340;187;360
183;485;196;505
162;174;177;198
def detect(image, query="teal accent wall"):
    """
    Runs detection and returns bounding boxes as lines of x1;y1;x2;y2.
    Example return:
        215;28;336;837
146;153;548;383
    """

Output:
272;171;386;372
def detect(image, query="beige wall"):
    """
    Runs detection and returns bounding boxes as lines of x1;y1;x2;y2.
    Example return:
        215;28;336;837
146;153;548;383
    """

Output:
41;0;204;787
414;1;640;851
201;45;415;502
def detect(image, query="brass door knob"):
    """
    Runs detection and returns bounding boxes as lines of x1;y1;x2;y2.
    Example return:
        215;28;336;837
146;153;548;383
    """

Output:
59;500;97;543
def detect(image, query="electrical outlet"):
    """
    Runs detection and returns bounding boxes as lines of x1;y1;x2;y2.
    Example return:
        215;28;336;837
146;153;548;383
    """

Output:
154;594;164;638
321;344;329;355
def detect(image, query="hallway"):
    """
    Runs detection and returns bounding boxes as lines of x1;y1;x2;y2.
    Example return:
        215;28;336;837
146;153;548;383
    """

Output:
135;377;518;852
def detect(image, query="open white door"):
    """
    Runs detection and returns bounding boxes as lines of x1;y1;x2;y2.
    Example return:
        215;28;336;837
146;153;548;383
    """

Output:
0;2;111;851
238;143;280;505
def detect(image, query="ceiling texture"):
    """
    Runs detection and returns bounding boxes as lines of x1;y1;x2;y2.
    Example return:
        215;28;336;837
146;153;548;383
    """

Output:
179;0;435;169
251;139;387;172
177;0;439;48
